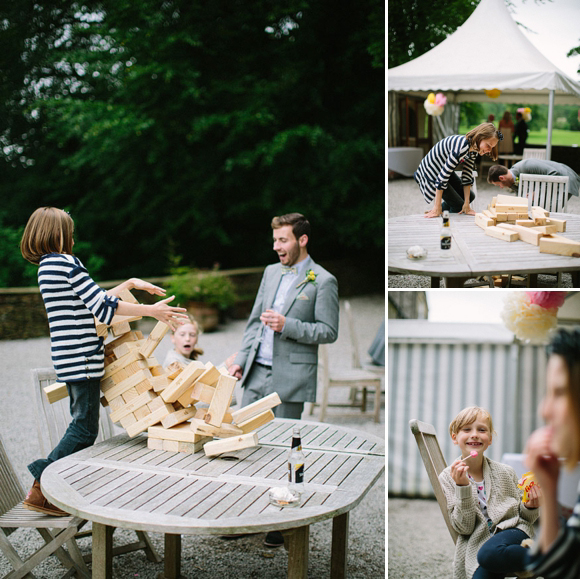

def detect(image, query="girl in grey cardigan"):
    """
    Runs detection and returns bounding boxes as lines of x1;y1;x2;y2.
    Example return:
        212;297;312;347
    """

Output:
439;406;540;579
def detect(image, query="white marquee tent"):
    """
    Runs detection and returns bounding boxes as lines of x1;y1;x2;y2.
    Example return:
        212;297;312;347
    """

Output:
388;0;580;157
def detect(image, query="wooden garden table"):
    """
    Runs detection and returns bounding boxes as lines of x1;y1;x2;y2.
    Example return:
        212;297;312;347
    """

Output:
41;418;385;579
388;213;580;287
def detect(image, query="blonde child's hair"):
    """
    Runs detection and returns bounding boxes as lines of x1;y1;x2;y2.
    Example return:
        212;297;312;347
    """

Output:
173;313;204;360
465;122;501;161
20;207;75;264
449;406;496;438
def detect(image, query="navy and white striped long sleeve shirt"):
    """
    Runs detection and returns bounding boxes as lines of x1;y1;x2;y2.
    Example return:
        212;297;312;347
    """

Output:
414;135;478;203
38;253;119;382
526;481;580;578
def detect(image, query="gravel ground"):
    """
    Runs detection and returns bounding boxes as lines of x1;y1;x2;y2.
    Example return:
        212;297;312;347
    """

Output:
388;498;456;579
387;175;580;288
0;294;385;579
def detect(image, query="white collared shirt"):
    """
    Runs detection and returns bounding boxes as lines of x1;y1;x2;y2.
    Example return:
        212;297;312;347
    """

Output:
255;256;312;366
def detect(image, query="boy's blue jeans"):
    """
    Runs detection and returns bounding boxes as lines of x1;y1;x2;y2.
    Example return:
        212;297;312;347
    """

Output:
473;528;530;579
28;378;101;482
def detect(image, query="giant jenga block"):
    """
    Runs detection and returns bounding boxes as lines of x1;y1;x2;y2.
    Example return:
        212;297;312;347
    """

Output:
484;226;519;242
43;382;68;404
125;403;173;437
203;433;259;457
104;331;144;357
539;234;580;257
237;409;275;434
160;360;206;403
475;213;494;229
497;223;549;246
138;322;170;359
102;368;153;402
545;217;566;233
205;374;237;427
161;406;198;429
230;392;281;424
166;361;185;380
189;418;243;438
109;390;157;423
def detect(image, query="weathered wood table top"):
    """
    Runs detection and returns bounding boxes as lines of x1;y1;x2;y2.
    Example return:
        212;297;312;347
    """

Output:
42;418;385;579
388;212;580;286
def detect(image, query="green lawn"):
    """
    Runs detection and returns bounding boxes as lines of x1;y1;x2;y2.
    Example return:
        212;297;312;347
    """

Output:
459;126;580;146
526;128;580;146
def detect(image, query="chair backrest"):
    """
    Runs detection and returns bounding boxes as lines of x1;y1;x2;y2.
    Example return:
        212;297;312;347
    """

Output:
344;301;362;369
454;170;478;196
523;148;546;160
517;173;569;212
0;430;26;533
31;368;121;457
409;419;458;544
318;344;330;384
498;128;513;154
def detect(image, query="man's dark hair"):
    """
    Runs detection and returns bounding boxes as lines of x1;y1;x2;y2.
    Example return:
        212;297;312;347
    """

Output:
271;213;311;241
487;164;509;184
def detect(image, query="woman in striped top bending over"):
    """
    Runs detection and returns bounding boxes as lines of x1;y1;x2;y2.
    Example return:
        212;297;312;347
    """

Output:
20;207;189;516
525;328;580;578
415;122;502;218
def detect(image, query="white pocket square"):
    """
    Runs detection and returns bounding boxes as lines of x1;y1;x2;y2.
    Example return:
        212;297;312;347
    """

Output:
296;294;309;301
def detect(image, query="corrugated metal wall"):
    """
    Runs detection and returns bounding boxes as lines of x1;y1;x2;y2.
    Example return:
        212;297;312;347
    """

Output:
388;340;547;497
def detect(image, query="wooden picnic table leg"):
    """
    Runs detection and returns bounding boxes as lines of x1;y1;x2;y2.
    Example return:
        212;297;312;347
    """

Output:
572;270;580;287
158;534;185;579
92;523;114;579
443;276;468;288
330;512;350;579
527;273;539;288
285;525;309;579
430;276;439;288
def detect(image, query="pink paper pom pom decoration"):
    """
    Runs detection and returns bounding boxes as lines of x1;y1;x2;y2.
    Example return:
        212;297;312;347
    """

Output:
526;292;567;310
502;293;566;344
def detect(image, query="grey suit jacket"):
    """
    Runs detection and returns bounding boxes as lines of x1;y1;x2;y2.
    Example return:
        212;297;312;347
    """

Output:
234;259;339;403
510;159;580;197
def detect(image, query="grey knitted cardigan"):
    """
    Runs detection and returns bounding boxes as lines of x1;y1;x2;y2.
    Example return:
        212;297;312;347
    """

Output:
439;456;539;579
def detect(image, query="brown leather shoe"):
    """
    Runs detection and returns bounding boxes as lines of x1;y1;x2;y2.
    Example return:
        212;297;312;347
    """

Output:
23;480;68;516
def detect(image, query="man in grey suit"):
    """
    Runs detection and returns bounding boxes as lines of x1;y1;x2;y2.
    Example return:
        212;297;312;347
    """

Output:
229;212;339;420
228;212;339;548
487;159;580;199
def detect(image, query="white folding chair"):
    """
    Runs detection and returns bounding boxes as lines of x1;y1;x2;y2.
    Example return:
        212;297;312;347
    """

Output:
31;368;162;566
522;148;547;160
517;173;569;213
0;430;91;579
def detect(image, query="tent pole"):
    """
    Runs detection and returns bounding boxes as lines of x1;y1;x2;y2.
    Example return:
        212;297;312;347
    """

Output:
546;89;555;160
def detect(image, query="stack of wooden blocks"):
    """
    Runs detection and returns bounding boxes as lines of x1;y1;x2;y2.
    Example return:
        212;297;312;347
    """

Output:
474;194;580;257
45;289;281;457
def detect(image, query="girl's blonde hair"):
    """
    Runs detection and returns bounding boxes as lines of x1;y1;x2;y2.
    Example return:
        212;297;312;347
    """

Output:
173;313;204;360
20;207;74;265
449;406;496;438
465;122;501;161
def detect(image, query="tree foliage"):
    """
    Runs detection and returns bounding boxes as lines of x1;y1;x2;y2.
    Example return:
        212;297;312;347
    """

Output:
0;0;384;285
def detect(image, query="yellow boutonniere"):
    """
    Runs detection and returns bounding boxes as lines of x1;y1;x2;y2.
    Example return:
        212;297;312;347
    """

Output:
296;269;317;289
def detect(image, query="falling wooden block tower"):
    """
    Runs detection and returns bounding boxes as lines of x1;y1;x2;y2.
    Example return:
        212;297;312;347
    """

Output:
45;288;283;456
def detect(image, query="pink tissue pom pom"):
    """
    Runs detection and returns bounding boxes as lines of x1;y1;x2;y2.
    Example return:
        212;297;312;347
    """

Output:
434;93;447;106
526;292;567;310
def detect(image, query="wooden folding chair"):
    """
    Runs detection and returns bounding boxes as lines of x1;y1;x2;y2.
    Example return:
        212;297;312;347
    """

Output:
344;301;385;377
409;419;458;544
30;368;162;566
310;345;382;423
0;430;91;579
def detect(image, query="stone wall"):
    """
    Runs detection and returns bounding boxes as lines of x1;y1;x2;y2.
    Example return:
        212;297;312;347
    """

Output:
0;258;385;340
